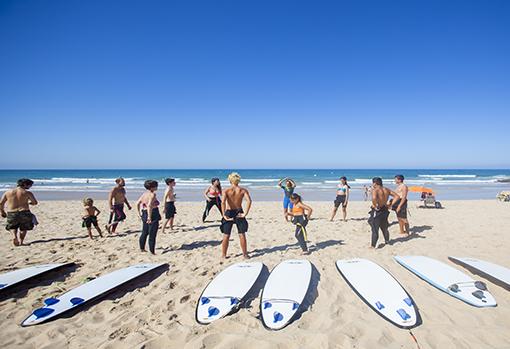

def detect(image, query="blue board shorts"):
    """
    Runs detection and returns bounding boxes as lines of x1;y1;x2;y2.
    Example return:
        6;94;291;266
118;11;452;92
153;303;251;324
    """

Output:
283;196;294;210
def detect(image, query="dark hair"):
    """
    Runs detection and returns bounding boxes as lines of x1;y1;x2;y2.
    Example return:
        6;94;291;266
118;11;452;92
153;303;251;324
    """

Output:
290;193;302;203
17;178;34;189
144;180;158;190
165;178;175;185
340;176;351;189
211;177;222;193
395;174;404;181
115;177;124;184
372;177;383;186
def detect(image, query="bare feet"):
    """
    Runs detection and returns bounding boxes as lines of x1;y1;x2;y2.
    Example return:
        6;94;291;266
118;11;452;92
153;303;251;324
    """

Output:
243;254;250;260
12;238;19;246
141;249;147;252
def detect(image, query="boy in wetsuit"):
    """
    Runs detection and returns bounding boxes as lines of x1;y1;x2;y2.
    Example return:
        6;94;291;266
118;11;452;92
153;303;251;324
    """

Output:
82;198;103;239
0;178;38;246
162;178;176;233
368;177;399;249
106;177;132;234
220;172;252;259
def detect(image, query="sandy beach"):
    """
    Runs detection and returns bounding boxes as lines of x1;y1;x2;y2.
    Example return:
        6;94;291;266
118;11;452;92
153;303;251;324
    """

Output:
0;200;509;349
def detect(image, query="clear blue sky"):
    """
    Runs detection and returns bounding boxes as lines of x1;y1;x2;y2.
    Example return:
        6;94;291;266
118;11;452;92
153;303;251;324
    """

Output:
0;0;509;169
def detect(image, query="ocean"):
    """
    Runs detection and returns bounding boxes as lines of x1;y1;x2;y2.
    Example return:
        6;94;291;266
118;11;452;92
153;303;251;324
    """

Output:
1;169;509;201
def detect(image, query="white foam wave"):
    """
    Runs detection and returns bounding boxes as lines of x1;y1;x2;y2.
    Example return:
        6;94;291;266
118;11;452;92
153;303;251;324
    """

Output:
418;174;477;178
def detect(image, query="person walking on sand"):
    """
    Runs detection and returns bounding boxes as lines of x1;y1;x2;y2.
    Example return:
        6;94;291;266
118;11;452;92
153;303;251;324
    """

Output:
368;177;400;249
162;178;176;233
106;178;132;234
220;172;252;259
285;193;313;255
136;180;161;254
330;176;350;222
391;174;410;236
0;178;38;246
278;177;296;221
202;178;222;222
82;198;103;239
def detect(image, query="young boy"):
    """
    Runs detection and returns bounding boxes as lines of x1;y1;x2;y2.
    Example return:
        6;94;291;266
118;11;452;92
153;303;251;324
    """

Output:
162;178;176;233
82;198;103;239
286;193;313;255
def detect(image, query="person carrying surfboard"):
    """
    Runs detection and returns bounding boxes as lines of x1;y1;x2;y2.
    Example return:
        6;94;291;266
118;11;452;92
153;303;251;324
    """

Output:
0;178;38;246
368;177;400;249
220;172;252;259
278;177;296;222
285;193;313;254
106;178;132;234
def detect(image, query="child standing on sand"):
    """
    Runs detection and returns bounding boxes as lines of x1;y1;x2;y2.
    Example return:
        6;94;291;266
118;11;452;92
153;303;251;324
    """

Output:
162;178;176;233
82;198;103;239
285;193;313;255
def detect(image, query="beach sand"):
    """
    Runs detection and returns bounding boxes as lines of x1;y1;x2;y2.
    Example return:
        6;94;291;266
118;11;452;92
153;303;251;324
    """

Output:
0;200;509;349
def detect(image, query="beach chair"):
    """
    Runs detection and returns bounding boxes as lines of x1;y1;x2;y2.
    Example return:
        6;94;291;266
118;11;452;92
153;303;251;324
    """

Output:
496;191;510;202
423;194;442;208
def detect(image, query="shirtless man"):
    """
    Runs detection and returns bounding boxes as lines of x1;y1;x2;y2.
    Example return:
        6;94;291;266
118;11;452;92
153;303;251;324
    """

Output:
220;172;252;259
0;178;38;246
368;177;399;249
106;178;132;233
391;174;410;235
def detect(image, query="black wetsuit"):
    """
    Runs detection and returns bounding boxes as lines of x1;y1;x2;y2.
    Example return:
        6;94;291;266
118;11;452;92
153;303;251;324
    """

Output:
292;215;309;252
139;208;161;254
368;207;390;247
202;197;222;222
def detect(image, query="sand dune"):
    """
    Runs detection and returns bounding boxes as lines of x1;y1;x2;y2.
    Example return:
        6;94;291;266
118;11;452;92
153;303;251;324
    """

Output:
0;200;509;348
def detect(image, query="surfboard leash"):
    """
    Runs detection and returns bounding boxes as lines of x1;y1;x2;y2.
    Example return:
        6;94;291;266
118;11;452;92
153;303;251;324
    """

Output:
408;330;422;349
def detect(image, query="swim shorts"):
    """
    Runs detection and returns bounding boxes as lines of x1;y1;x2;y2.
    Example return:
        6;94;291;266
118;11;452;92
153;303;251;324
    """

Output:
6;210;34;231
220;208;248;235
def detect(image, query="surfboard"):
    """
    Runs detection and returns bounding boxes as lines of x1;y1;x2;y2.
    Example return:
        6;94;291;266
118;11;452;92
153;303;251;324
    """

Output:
196;262;263;324
260;259;312;330
449;257;510;289
395;256;496;307
0;263;74;292
21;263;166;326
336;258;418;328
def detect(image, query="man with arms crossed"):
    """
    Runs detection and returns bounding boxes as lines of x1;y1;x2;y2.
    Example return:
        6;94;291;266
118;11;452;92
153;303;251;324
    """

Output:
369;177;399;249
220;172;252;259
106;177;132;234
0;178;38;246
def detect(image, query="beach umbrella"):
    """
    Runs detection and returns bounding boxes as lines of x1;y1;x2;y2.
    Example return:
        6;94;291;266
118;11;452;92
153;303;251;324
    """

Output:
408;186;434;194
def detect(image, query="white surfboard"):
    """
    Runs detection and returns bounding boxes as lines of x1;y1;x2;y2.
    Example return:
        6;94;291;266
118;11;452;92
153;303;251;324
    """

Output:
336;259;418;328
449;257;510;289
196;262;263;324
0;263;74;292
21;263;166;326
395;256;496;307
260;259;312;330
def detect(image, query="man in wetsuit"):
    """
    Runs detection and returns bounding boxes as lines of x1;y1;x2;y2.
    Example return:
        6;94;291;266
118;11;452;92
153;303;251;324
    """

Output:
106;178;132;233
220;172;252;259
368;177;399;249
0;178;38;246
392;174;410;235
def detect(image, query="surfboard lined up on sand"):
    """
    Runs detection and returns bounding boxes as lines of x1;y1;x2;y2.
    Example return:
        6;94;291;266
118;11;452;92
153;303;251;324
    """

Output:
21;263;166;326
0;263;75;292
449;256;510;290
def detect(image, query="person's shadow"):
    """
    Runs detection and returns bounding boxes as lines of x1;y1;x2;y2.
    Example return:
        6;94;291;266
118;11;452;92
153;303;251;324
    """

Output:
389;225;432;245
249;239;344;258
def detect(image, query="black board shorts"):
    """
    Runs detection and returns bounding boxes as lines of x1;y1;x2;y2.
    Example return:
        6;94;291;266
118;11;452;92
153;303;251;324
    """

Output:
220;208;248;235
391;199;408;219
82;216;99;228
165;201;176;219
334;195;347;208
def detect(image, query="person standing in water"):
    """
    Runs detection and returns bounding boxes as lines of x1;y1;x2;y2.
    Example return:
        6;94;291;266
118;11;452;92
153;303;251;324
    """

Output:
278;177;296;221
286;193;313;255
220;172;252;259
162;178;176;233
330;176;350;222
0;178;38;246
368;177;399;249
106;177;132;234
202;178;222;222
136;180;161;254
391;174;410;235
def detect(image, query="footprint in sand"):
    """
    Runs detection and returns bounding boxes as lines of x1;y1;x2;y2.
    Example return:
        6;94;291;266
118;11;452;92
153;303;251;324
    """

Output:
109;327;131;340
180;295;190;303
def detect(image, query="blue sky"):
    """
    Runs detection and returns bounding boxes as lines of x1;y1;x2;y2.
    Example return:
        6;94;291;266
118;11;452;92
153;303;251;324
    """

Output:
0;0;509;169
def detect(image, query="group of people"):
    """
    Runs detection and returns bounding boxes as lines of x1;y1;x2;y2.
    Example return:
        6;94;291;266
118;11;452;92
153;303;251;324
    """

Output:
0;173;410;257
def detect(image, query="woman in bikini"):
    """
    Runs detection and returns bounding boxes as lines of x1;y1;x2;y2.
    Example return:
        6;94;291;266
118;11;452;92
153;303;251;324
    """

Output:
136;180;161;254
330;176;350;222
202;178;222;222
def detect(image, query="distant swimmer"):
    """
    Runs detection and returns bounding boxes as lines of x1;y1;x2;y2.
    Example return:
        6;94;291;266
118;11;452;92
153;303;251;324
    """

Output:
82;198;103;239
136;180;161;254
162;178;176;233
330;176;350;222
202;178;222;222
391;174;410;235
278;177;296;222
106;178;132;234
285;193;313;255
0;178;38;246
220;172;252;259
368;177;399;249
